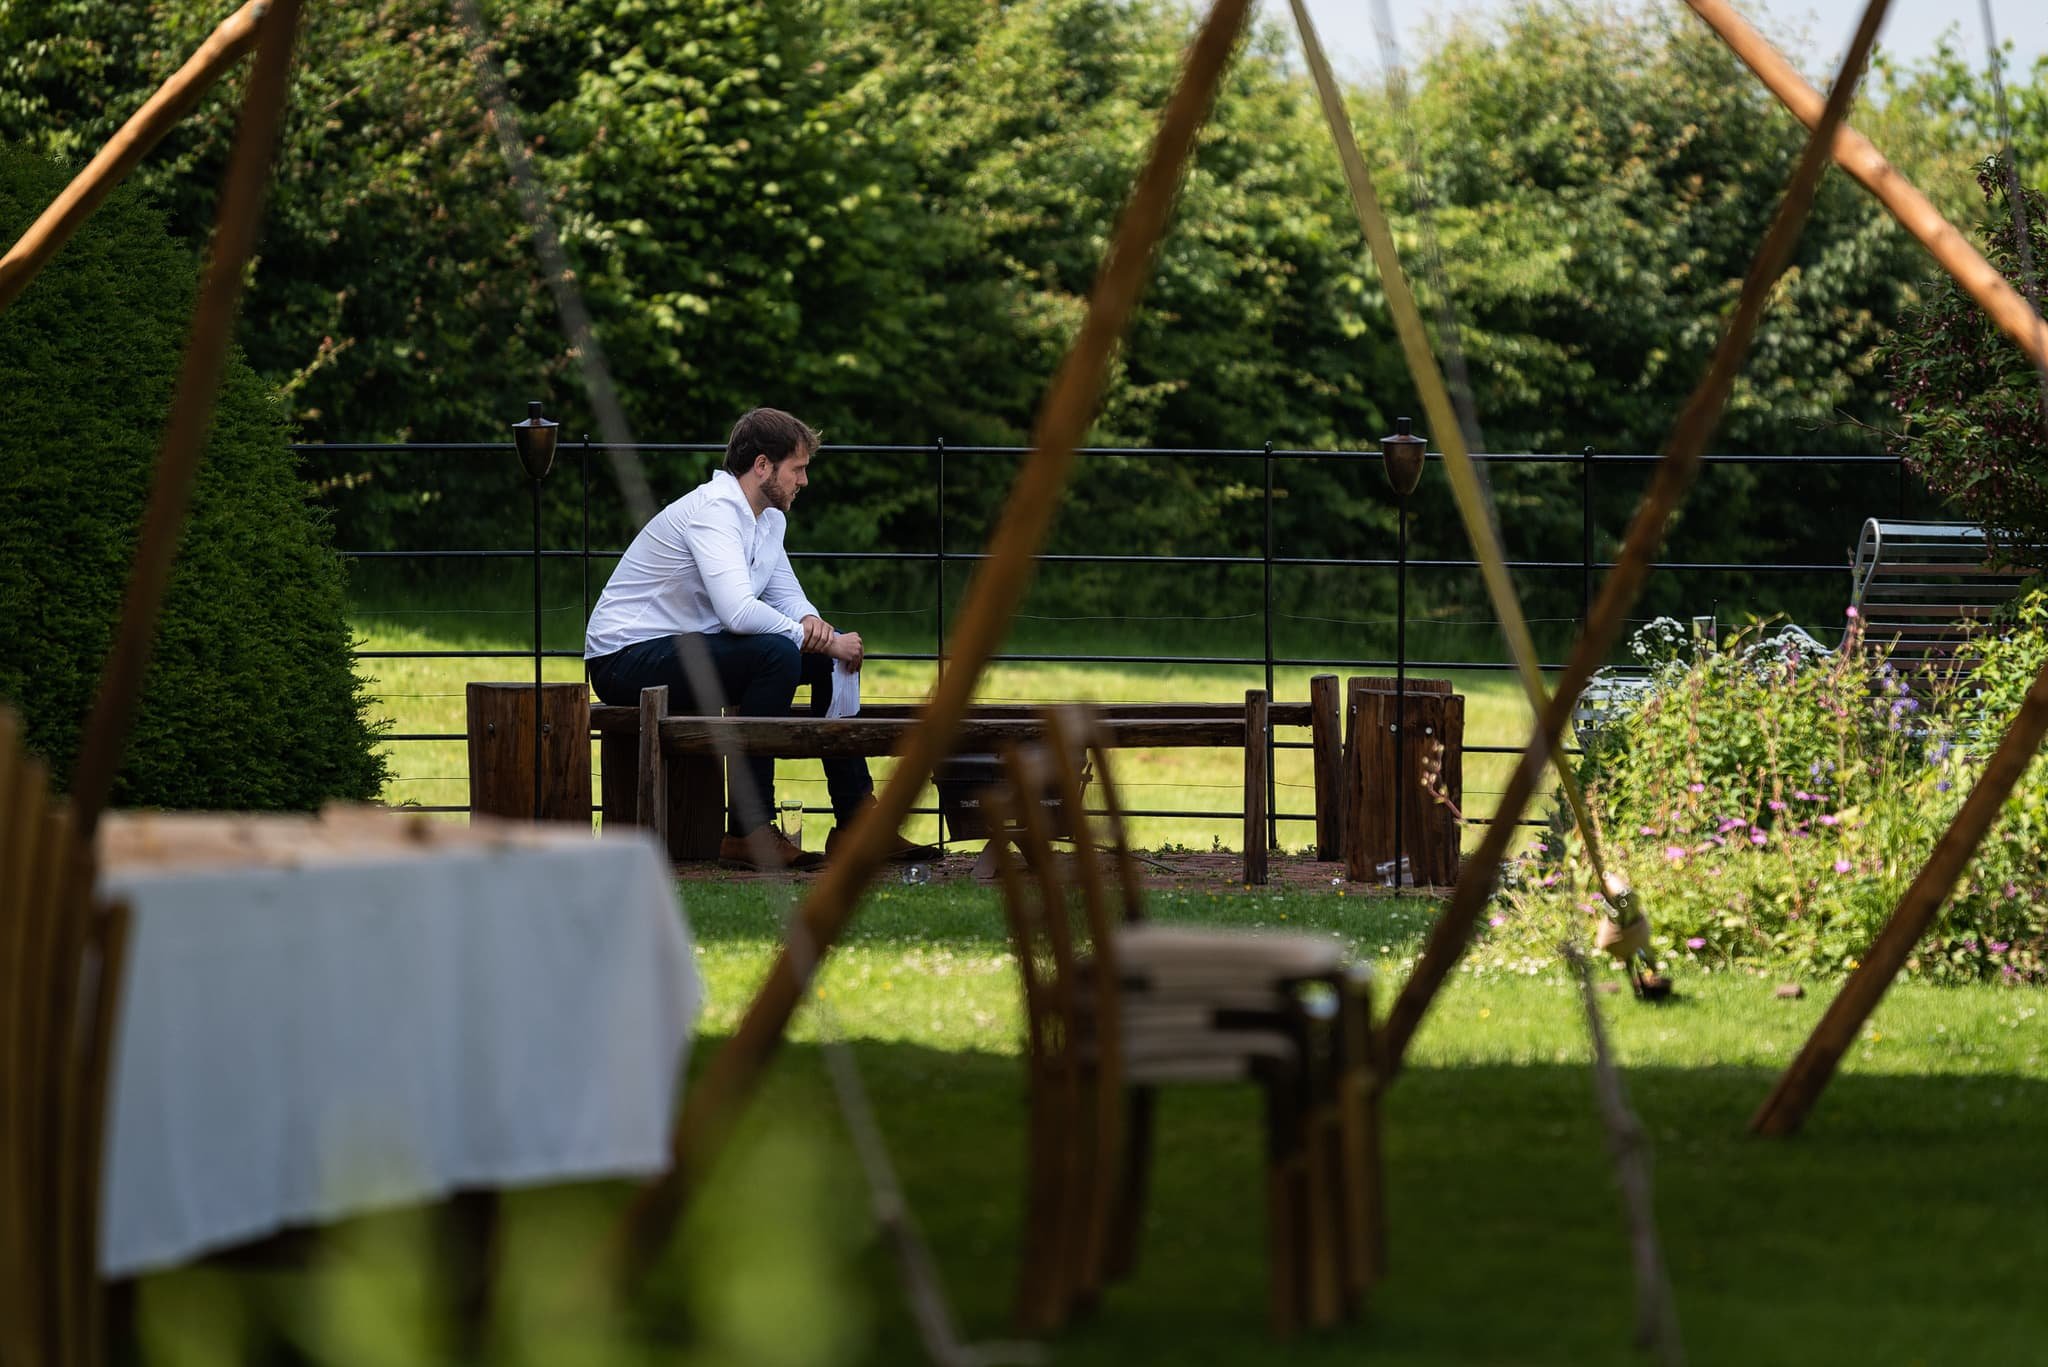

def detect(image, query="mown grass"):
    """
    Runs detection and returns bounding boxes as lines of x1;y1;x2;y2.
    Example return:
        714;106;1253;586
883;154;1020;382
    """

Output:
132;880;2048;1365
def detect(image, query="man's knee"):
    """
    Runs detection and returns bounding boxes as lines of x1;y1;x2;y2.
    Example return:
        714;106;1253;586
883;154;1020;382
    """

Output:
731;634;801;711
756;634;801;681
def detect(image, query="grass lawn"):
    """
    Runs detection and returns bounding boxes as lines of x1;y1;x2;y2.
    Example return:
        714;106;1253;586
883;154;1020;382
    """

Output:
134;880;2048;1365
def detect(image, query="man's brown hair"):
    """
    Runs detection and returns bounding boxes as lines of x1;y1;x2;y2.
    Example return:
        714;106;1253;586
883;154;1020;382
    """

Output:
723;407;821;477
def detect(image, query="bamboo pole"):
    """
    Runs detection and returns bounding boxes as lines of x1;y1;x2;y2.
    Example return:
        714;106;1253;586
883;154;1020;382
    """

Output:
1683;0;2048;374
0;1;268;316
1376;0;1894;1079
66;0;304;843
613;0;1258;1278
1753;659;2048;1135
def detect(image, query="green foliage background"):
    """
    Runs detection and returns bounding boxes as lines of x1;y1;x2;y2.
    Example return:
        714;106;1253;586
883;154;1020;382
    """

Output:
3;1;2045;639
0;145;386;808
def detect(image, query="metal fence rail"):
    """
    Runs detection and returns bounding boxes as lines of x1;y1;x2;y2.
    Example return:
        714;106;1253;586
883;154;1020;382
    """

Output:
307;438;1920;830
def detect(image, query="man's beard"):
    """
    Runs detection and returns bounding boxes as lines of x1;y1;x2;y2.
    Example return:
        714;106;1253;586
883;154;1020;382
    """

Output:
761;469;796;513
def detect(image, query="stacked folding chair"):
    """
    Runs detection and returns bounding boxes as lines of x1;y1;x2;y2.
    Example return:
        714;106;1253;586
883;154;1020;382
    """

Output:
985;706;1383;1337
0;706;132;1367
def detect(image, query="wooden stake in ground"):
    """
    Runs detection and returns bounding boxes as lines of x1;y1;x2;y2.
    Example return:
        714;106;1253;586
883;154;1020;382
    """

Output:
0;1;268;316
1562;944;1686;1366
1752;659;2048;1135
63;0;305;844
615;0;1258;1278
1375;0;1894;1079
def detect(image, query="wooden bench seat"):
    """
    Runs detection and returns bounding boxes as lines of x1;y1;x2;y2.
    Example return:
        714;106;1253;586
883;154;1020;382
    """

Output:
591;684;1345;885
1851;519;2038;672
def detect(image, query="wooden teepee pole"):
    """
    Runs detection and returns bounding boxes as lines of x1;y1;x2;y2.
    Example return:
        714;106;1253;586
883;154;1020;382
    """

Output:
1284;0;1616;892
1683;0;2048;374
66;0;304;842
1376;0;1894;1078
0;1;268;316
1753;661;2048;1135
615;0;1257;1277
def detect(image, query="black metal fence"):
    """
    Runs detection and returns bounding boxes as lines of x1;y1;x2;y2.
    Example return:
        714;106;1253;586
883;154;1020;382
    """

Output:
308;439;1928;829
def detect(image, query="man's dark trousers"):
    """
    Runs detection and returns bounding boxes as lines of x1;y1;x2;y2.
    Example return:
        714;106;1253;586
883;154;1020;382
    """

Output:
587;633;872;836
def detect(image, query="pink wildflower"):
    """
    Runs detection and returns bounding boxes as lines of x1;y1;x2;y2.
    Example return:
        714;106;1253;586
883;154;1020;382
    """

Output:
1750;829;1768;847
1664;845;1686;862
1833;858;1852;874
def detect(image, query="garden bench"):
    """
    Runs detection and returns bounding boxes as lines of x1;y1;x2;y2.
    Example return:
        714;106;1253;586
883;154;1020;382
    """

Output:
1850;519;2037;673
589;681;1349;884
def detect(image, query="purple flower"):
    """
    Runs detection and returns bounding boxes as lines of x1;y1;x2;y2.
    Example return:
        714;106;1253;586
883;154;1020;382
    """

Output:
1819;814;1841;827
1664;845;1686;862
1794;790;1818;802
1639;824;1661;837
1488;914;1506;928
1750;829;1768;847
1688;782;1706;793
1936;780;1951;793
1685;936;1706;949
1846;606;1859;619
2004;883;2021;898
1833;858;1852;874
1768;799;1787;812
1990;940;2011;953
1718;817;1749;833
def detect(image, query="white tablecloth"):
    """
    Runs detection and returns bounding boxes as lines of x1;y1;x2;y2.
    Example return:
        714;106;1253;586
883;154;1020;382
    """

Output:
95;812;700;1278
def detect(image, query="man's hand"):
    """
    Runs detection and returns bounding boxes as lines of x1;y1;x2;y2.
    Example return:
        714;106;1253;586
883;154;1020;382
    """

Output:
827;630;864;672
798;614;834;652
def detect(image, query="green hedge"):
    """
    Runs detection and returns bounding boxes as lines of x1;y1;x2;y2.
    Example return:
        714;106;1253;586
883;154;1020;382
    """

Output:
0;145;385;809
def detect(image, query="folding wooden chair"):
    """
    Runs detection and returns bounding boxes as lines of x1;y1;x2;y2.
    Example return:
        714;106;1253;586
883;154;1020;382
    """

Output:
985;706;1382;1338
0;706;133;1367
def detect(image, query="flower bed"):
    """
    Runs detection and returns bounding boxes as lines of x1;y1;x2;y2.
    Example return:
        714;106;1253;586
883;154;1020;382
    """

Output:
1488;599;2048;983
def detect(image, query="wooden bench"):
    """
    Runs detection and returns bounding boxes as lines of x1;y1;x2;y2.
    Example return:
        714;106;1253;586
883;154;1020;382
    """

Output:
590;678;1351;884
1850;519;2037;672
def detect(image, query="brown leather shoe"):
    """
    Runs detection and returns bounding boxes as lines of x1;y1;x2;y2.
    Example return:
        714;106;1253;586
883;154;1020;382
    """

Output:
719;827;825;872
824;825;940;864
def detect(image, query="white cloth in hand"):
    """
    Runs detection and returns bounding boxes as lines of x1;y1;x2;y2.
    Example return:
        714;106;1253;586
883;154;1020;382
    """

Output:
828;654;861;718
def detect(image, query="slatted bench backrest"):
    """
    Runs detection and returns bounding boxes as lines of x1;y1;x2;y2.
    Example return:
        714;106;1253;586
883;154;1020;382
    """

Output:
1850;519;2035;672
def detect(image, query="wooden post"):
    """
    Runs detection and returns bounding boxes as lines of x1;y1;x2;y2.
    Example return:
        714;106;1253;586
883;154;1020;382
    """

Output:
1349;679;1461;887
1309;674;1341;861
1342;677;1370;882
670;746;725;861
635;686;668;848
465;682;591;824
598;716;637;833
1243;689;1269;885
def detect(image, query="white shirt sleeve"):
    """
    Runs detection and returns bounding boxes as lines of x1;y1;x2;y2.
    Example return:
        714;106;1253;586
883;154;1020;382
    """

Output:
676;500;806;646
760;527;819;625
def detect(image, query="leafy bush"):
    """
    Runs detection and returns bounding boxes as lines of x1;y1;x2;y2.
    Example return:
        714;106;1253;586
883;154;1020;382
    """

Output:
0;145;387;809
1492;608;2048;983
1885;157;2048;569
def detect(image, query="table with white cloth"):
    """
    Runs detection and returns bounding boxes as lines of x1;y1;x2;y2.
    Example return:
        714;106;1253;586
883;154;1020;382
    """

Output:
93;808;701;1279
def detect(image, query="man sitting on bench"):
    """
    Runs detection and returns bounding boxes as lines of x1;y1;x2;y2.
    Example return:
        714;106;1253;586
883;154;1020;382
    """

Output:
585;406;937;870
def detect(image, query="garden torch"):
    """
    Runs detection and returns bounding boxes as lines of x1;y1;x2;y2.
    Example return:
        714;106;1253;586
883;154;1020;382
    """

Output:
512;400;559;821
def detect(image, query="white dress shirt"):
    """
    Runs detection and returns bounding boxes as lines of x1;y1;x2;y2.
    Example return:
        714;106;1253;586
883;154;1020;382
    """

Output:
584;470;818;658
